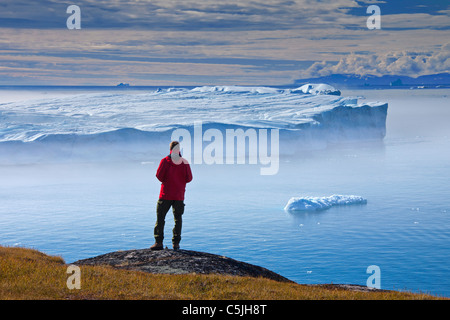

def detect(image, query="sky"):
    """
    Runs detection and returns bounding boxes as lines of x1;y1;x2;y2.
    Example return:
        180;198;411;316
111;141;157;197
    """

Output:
0;0;449;86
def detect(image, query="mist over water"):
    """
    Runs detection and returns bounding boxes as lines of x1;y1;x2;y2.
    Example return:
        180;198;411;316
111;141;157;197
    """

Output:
0;88;449;297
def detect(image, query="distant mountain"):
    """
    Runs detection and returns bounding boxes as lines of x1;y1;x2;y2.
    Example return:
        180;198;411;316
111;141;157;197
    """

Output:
294;73;450;88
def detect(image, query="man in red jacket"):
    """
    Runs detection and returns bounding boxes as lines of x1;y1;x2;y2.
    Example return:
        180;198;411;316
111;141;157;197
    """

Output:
151;141;193;250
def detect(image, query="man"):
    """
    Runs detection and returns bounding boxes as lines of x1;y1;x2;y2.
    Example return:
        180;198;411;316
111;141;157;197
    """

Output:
151;141;193;250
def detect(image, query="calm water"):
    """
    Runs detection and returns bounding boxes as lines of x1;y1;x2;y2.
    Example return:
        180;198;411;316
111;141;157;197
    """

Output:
0;88;449;297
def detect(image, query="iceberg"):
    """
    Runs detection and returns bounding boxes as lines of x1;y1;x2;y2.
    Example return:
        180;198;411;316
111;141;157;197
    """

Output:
293;83;341;96
190;86;283;94
284;195;367;212
0;86;387;164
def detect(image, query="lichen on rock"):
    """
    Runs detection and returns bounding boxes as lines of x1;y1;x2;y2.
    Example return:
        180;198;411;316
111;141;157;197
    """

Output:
73;248;292;283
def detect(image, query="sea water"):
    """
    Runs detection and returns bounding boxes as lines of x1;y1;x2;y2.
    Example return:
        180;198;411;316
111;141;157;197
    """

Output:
0;87;449;297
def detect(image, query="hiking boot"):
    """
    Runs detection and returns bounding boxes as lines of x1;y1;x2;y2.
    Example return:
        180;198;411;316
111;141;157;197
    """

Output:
173;243;180;250
150;242;163;250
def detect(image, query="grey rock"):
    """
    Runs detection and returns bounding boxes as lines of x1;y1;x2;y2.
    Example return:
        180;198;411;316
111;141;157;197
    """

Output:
73;248;293;283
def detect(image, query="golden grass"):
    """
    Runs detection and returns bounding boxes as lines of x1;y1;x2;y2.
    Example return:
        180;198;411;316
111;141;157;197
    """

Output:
0;245;445;300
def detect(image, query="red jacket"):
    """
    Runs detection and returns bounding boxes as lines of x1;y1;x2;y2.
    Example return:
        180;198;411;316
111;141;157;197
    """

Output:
156;152;193;200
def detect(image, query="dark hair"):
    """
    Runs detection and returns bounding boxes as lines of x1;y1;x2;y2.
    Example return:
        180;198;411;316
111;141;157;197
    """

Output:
170;141;179;151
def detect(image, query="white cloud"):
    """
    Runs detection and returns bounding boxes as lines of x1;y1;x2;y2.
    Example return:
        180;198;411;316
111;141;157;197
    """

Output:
304;43;450;77
380;13;450;30
1;1;449;84
0;0;362;30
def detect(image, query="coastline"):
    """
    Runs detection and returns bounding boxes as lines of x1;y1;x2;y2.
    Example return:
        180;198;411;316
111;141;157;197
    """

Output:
0;245;445;300
73;247;392;293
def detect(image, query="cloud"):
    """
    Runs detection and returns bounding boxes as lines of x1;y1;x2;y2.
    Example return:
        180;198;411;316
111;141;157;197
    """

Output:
1;1;448;31
303;43;450;77
0;0;362;30
1;1;449;85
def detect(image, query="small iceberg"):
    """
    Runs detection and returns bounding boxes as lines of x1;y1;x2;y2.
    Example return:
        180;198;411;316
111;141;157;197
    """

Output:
284;195;367;212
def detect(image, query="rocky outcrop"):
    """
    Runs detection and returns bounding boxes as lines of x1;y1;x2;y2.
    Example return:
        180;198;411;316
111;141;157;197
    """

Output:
308;284;390;293
73;248;292;283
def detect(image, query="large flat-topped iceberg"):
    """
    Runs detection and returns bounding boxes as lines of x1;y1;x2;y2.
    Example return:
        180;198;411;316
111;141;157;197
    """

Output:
0;86;386;141
0;85;388;163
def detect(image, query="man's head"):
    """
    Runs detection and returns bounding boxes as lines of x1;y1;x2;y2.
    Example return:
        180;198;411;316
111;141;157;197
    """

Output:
170;141;179;151
169;141;182;164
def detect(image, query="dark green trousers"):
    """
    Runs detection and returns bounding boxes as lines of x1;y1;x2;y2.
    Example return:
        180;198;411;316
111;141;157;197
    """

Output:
154;199;185;244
